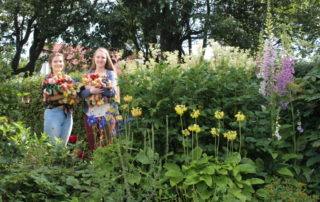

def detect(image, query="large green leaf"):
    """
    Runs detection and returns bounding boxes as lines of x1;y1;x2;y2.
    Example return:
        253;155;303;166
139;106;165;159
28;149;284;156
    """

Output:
233;163;256;176
225;152;241;164
247;178;264;185
200;175;212;187
306;156;320;167
276;167;294;177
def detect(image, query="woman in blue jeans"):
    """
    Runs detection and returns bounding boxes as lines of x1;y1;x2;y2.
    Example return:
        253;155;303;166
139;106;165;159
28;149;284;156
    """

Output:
42;52;76;145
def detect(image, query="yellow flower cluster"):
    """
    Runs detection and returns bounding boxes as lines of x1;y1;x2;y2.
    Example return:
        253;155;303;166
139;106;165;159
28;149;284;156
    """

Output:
121;104;129;110
124;95;133;103
223;131;237;141
235;112;246;121
214;111;224;119
115;115;123;121
175;105;187;115
131;107;142;117
190;109;200;119
188;124;201;133
181;129;191;136
210;128;220;136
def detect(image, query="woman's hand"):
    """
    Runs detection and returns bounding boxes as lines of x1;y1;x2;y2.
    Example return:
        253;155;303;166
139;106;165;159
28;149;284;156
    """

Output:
89;86;104;94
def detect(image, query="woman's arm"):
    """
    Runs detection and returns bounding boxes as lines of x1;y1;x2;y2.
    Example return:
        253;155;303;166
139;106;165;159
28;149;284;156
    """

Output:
79;85;104;98
101;71;117;97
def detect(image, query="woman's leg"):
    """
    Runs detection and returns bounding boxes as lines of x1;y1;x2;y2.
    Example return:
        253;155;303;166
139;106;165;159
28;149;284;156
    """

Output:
44;108;64;144
60;112;73;146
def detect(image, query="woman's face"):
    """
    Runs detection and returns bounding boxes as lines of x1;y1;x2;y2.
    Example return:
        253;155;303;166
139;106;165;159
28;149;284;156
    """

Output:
51;56;64;74
94;50;107;69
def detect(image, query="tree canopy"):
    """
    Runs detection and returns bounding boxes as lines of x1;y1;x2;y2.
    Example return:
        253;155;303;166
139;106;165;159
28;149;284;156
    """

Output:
0;0;319;75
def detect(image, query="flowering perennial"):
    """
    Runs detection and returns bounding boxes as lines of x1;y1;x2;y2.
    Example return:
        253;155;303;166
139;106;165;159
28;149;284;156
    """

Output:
214;111;224;119
123;95;133;103
210;128;220;137
190;109;200;119
175;105;187;116
223;131;237;141
188;124;201;133
131;107;142;117
235;112;246;121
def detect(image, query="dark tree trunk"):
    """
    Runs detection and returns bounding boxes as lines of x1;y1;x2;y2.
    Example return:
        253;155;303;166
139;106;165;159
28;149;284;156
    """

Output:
202;0;211;56
14;28;46;76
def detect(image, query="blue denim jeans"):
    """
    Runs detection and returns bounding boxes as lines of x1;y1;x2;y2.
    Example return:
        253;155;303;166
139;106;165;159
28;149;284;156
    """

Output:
44;108;73;145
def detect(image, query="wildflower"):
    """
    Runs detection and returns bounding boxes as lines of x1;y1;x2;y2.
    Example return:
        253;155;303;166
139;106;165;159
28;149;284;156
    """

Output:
210;128;220;136
123;95;133;103
68;135;78;144
115;115;123;121
87;115;98;126
214;111;224;119
235;112;245;121
223;131;237;141
297;125;304;133
188;124;201;133
121;104;129;110
99;116;108;129
175;105;187;116
131;107;142;117
181;129;190;136
190;109;200;119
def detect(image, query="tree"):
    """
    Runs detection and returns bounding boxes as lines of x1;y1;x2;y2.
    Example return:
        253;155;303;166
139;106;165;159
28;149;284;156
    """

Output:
0;0;98;75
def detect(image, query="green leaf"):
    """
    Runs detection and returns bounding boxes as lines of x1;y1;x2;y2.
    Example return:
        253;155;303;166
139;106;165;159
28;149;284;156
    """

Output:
191;147;203;160
233;164;256;176
306;156;320;167
201;165;216;175
281;153;303;162
230;188;247;201
247;178;265;185
200;175;212;187
276;167;293;177
66;176;80;187
164;163;184;186
127;172;141;185
135;150;152;164
184;174;200;186
225;152;241;164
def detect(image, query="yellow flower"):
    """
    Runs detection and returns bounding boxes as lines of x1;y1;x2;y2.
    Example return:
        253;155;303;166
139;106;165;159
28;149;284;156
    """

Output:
181;129;190;136
115;115;123;121
131;107;142;117
235;112;246;121
210;128;220;136
121;104;129;110
188;124;201;133
223;130;237;141
63;91;69;97
190;109;200;119
175;105;187;115
124;95;133;103
105;115;113;121
214;111;224;119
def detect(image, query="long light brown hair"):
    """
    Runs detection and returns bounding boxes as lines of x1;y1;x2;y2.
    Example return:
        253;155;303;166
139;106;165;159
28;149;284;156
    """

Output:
89;48;115;72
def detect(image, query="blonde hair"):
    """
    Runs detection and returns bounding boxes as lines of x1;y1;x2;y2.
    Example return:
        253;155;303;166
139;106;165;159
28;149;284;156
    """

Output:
89;48;115;72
